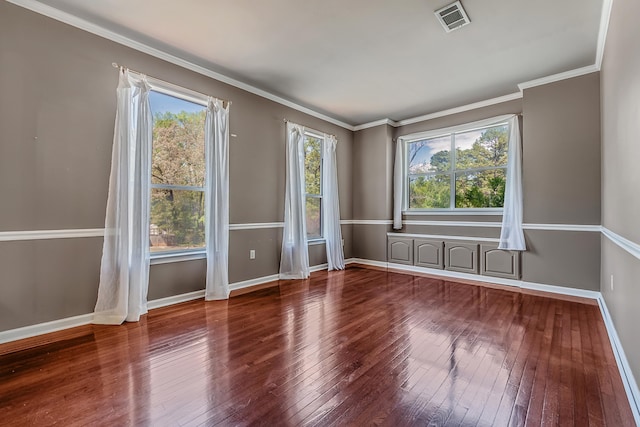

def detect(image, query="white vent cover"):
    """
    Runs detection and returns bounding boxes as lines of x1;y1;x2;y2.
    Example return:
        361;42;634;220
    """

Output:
435;1;471;32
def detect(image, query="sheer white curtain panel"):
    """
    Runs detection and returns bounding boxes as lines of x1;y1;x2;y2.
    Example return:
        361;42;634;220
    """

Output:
499;115;526;250
279;123;310;279
205;98;230;300
393;138;405;230
322;134;344;270
94;69;152;325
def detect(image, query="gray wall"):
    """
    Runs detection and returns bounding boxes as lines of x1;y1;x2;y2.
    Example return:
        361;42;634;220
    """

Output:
520;73;601;289
600;0;640;383
522;73;601;226
353;75;602;291
351;123;394;261
353;124;394;220
0;2;353;331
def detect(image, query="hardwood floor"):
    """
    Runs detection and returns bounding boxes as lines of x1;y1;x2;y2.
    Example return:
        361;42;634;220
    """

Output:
0;267;635;426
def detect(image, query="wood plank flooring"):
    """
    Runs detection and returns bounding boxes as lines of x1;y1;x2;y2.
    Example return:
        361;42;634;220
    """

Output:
0;267;635;426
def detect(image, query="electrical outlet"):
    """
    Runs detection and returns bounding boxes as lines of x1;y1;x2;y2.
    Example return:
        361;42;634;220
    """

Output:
250;249;256;260
610;274;614;291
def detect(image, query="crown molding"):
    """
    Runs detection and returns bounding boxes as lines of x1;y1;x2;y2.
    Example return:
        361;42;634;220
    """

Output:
6;0;355;131
395;92;523;127
596;0;613;69
8;0;613;133
517;64;599;92
353;93;523;132
353;118;398;132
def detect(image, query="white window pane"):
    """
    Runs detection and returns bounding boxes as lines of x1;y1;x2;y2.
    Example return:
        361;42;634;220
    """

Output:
408;136;451;174
150;189;205;252
150;91;206;187
409;175;451;209
306;197;321;239
455;124;509;170
455;169;506;208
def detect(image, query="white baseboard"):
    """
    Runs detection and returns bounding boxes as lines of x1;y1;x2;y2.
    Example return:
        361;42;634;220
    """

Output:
310;263;329;272
597;297;640;425
0;313;94;345
147;290;205;310
519;280;601;300
347;258;388;268
229;274;280;292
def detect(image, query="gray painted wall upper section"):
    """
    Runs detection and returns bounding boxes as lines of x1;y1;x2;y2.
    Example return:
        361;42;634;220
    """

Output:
352;124;393;220
522;73;601;225
600;0;640;244
0;1;353;231
394;99;523;139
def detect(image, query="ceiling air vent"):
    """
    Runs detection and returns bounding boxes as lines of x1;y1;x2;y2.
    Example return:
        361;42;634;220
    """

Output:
435;1;470;33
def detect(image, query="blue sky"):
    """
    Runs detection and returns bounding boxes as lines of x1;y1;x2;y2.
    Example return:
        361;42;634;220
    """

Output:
410;124;507;171
149;90;205;116
411;130;482;169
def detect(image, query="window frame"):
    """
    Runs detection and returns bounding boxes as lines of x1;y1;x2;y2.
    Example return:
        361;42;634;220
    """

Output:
147;79;210;261
402;120;511;214
303;129;325;242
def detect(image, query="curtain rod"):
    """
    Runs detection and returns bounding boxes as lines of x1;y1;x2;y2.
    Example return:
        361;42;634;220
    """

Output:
112;62;231;107
283;118;336;139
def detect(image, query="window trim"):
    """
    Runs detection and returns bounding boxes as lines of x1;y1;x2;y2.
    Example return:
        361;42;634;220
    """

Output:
401;115;514;213
147;82;208;262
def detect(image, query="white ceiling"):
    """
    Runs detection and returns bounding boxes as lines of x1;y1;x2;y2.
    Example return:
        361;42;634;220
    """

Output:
32;0;604;126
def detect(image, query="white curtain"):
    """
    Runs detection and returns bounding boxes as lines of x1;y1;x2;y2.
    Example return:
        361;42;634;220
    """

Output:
279;123;310;279
393;138;405;230
499;115;526;250
94;69;152;325
205;98;230;300
322;134;345;270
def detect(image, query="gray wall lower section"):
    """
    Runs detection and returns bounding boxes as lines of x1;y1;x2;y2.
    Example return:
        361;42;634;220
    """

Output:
229;228;283;283
0;238;102;331
0;224;353;332
601;237;640;382
353;224;391;262
148;260;206;301
521;230;600;291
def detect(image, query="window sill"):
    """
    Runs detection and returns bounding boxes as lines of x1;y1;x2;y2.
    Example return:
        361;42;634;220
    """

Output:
150;250;206;265
403;209;503;216
308;239;326;246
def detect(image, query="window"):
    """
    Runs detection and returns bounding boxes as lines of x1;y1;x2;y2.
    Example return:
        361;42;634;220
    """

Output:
304;131;323;240
407;122;509;210
149;90;207;254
